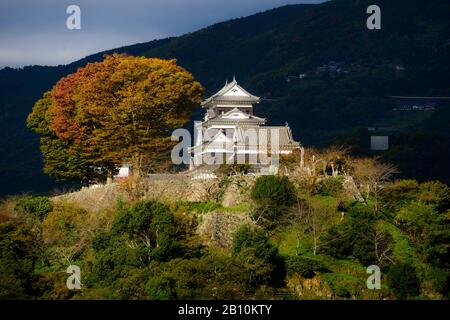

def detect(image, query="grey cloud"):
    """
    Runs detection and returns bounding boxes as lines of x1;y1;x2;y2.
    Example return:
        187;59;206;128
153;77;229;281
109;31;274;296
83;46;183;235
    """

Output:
0;0;325;68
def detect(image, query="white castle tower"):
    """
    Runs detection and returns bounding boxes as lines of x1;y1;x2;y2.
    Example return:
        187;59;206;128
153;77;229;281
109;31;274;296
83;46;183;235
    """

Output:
189;78;300;172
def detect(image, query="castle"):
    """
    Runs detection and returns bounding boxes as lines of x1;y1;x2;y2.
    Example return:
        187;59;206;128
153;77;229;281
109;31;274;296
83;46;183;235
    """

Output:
189;78;300;174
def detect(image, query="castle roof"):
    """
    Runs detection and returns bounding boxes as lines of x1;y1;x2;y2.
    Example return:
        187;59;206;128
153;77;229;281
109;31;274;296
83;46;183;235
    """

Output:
205;107;266;125
201;78;260;107
190;125;300;154
234;126;300;149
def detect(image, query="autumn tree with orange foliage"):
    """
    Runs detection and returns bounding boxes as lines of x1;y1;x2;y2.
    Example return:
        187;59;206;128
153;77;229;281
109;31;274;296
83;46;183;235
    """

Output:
28;54;204;183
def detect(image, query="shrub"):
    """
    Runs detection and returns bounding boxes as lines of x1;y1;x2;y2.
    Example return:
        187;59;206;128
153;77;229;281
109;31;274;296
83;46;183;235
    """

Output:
324;273;362;298
285;256;329;278
251;175;296;207
111;200;179;261
15;196;53;221
145;277;177;300
215;164;252;176
321;204;393;266
232;225;277;260
34;272;77;300
395;201;449;266
91;201;180;286
0;220;38;299
317;177;344;196
321;204;374;260
143;255;254;299
387;263;420;299
251;175;296;228
395;202;439;239
173;201;221;213
90;237;147;287
380;180;419;211
232;224;285;287
418;181;450;212
41;202;88;245
116;175;147;201
425;267;449;296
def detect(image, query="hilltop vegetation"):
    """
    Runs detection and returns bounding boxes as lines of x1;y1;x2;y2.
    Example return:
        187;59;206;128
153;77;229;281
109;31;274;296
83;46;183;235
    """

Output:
27;54;204;184
1;149;448;300
1;0;450;195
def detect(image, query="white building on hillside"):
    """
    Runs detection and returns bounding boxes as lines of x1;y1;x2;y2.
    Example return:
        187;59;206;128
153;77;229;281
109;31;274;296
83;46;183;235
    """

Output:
189;78;300;173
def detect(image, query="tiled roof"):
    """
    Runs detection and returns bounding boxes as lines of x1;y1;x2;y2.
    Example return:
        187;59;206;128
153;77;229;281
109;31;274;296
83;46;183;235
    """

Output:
201;79;260;107
206;107;266;125
190;125;300;153
235;126;300;147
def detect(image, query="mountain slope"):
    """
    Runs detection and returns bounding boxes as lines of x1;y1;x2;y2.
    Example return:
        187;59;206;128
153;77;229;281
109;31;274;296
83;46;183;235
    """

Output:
1;0;450;196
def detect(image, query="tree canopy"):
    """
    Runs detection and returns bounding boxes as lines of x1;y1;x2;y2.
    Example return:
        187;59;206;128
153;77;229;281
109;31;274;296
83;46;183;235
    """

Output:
27;54;204;183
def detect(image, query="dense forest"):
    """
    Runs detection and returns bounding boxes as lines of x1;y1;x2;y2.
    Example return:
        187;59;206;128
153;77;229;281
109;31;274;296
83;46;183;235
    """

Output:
1;149;449;299
1;0;450;196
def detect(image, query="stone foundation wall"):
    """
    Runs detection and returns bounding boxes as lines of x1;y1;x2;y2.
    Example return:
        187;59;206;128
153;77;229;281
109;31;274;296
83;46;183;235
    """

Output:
52;174;256;212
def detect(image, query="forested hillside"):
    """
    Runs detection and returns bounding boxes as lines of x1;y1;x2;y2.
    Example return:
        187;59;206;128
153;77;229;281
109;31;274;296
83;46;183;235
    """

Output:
1;0;450;195
1;152;449;300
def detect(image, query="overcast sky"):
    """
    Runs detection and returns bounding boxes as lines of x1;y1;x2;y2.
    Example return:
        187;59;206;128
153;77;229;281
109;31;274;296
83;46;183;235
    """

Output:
0;0;325;68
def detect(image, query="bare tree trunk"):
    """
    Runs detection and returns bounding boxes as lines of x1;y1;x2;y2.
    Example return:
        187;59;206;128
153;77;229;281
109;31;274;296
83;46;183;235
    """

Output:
312;215;317;256
374;189;379;212
295;197;302;256
331;162;335;176
300;147;304;168
106;170;113;184
133;152;143;178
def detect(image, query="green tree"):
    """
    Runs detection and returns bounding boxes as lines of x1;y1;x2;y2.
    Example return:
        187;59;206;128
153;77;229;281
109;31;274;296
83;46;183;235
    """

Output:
284;196;338;256
232;224;285;287
418;181;450;212
145;277;177;300
250;175;296;228
90;201;179;287
380;180;420;212
322;204;394;266
15;196;53;222
387;263;420;299
144;255;254;300
0;219;39;299
395;202;449;266
284;256;329;278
